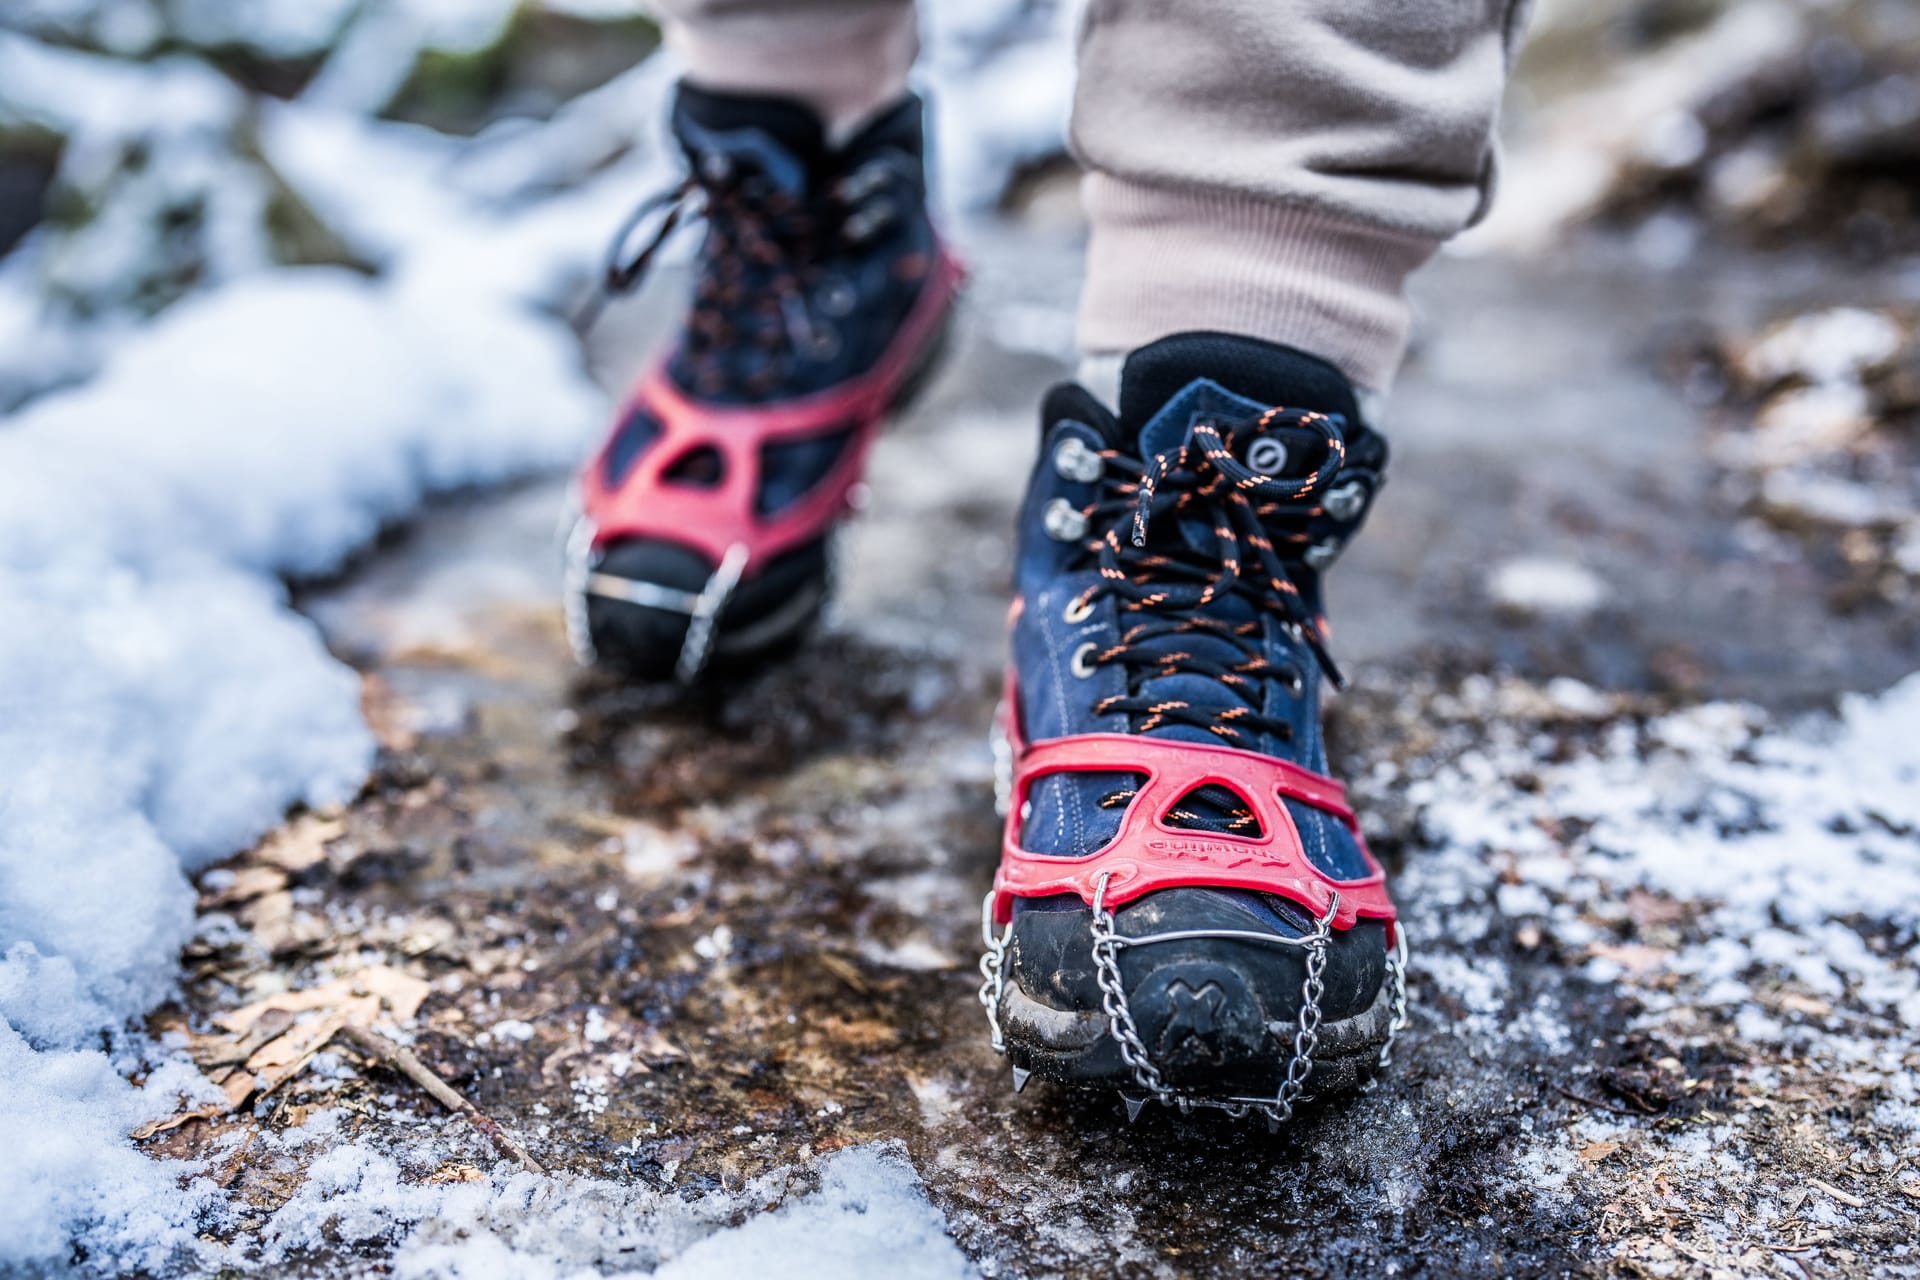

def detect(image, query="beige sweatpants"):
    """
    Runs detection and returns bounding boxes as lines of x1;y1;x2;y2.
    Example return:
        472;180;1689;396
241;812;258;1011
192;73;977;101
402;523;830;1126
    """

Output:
653;0;1531;394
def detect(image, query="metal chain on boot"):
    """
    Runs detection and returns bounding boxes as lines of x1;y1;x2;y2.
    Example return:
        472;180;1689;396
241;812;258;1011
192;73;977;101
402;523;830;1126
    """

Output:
1086;872;1344;1122
1268;919;1330;1125
673;543;750;683
561;505;599;666
1089;874;1172;1103
977;892;1010;1055
1365;924;1412;1090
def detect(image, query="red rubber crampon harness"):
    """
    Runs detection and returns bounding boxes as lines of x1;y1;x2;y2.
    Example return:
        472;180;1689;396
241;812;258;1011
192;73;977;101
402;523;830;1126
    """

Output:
978;407;1409;1124
566;243;964;679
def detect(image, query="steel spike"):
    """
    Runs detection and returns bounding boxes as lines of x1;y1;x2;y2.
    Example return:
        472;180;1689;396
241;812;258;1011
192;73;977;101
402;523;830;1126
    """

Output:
1011;1065;1031;1094
1121;1093;1147;1124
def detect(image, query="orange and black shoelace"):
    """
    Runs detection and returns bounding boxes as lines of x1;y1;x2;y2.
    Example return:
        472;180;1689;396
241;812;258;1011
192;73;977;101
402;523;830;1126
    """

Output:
1060;407;1352;748
591;159;902;398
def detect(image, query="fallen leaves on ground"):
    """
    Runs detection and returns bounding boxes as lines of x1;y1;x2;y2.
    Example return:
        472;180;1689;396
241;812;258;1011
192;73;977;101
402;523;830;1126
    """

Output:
132;965;430;1140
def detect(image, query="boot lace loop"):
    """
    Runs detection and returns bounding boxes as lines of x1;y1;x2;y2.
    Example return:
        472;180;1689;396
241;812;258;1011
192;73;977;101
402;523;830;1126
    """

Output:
584;155;905;390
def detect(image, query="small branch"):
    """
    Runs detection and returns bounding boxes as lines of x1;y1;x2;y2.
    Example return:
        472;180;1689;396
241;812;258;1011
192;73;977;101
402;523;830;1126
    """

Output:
337;1023;545;1174
1807;1177;1865;1209
1554;1083;1646;1117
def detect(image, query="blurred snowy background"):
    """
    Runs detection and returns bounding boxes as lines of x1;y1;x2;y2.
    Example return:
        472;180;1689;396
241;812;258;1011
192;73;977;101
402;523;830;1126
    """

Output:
2;0;1918;1276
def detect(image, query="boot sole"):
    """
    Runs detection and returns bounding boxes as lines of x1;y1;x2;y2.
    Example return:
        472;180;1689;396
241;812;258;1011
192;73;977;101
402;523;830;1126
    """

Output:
998;967;1394;1105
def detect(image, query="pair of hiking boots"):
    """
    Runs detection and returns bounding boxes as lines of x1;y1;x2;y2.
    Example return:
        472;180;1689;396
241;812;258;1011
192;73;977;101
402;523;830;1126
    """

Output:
567;83;1408;1123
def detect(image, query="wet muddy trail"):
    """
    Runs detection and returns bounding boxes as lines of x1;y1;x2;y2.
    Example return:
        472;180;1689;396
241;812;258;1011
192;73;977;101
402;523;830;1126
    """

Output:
167;236;1919;1278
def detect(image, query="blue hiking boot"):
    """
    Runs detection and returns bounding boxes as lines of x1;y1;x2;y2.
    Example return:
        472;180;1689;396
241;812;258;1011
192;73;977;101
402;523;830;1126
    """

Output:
980;332;1410;1123
568;83;960;681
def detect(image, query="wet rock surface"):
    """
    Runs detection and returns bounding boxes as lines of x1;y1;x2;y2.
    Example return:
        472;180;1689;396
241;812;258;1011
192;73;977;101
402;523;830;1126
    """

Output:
148;239;1920;1276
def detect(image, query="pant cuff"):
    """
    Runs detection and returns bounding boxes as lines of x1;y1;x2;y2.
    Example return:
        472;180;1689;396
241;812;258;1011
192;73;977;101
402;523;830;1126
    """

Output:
1076;173;1440;395
667;5;918;138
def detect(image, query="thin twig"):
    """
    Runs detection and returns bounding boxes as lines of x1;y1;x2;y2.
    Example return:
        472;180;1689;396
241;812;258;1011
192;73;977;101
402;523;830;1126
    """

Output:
337;1022;545;1173
1807;1177;1865;1209
1554;1083;1647;1117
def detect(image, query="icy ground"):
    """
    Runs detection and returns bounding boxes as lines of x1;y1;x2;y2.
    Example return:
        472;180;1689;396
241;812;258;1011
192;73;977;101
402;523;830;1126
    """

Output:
3;0;1919;1275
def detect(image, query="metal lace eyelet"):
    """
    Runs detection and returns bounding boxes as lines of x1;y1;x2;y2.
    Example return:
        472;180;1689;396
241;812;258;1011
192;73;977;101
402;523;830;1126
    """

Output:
1324;479;1368;521
1283;668;1305;696
1043;498;1088;542
1052;434;1104;484
837;161;888;203
1070;642;1099;679
1062;596;1094;624
843;199;895;242
1303;537;1342;570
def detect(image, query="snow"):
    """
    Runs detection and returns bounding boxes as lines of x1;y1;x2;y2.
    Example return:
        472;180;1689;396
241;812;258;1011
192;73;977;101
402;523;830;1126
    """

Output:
0;1024;224;1273
0;29;626;1270
1402;671;1920;1257
1574;678;1919;926
921;0;1082;213
224;1135;971;1279
0;263;604;1271
1739;306;1903;387
647;1144;974;1280
1485;556;1609;616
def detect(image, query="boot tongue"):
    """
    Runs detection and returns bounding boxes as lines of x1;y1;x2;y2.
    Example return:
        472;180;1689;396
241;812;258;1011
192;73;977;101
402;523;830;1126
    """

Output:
1118;331;1361;435
672;83;829;197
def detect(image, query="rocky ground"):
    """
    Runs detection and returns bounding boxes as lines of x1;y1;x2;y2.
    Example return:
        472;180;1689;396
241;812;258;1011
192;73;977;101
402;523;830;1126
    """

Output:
136;231;1920;1277
6;0;1917;1275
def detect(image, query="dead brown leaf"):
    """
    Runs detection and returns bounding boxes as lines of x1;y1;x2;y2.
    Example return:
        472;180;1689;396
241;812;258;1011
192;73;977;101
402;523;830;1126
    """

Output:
133;966;433;1139
199;864;289;909
1777;992;1833;1017
1580;1140;1623;1164
253;813;345;874
242;1012;347;1100
219;1070;256;1109
236;889;322;955
216;965;429;1035
360;673;420;752
130;1102;230;1141
1625;889;1689;928
426;1163;486;1185
1587;942;1672;974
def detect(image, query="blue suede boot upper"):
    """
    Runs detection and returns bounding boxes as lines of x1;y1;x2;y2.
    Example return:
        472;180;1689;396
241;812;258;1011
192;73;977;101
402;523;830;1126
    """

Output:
1007;336;1390;919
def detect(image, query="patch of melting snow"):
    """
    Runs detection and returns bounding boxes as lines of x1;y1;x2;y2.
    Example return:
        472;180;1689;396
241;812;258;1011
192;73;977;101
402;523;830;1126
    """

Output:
1401;670;1920;1265
857;936;961;972
224;1131;972;1280
1485;556;1609;617
0;32;637;1270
